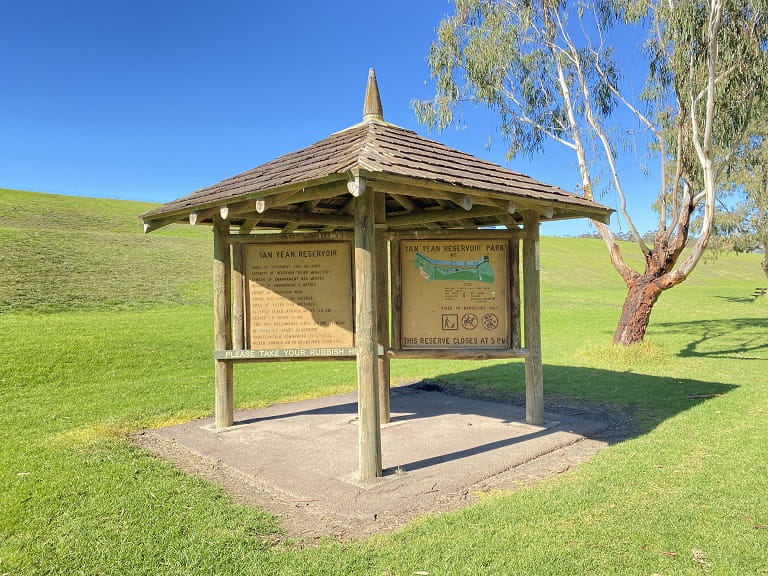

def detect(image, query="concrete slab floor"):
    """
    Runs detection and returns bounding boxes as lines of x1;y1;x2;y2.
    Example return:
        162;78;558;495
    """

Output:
136;383;618;540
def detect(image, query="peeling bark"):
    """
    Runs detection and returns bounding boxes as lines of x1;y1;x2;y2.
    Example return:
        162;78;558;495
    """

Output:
609;227;692;345
613;279;663;346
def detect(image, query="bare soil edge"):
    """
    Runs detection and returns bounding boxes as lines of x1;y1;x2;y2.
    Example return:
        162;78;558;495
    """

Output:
132;392;637;544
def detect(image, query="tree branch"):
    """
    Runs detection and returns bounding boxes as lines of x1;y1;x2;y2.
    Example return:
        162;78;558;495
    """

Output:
550;10;637;281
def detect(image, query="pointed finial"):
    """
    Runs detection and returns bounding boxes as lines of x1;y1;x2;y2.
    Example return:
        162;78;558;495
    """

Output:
363;68;384;122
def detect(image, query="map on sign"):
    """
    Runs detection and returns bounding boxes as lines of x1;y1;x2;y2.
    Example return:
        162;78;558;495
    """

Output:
400;239;509;349
413;252;495;283
245;241;353;350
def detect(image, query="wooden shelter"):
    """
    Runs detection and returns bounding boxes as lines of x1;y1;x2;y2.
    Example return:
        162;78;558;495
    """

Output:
141;69;612;480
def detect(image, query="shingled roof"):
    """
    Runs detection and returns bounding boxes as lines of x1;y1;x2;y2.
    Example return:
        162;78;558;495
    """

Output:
140;70;611;233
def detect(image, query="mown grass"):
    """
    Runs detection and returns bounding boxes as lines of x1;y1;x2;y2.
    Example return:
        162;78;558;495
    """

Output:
1;189;767;575
0;189;211;313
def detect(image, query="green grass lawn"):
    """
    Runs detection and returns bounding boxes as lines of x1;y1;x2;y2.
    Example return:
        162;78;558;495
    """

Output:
1;189;767;575
0;189;211;313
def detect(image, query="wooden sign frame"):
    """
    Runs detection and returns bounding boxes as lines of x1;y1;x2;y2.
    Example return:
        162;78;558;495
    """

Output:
235;232;357;360
389;231;523;358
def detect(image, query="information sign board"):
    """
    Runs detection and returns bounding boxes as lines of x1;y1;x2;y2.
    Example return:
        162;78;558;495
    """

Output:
245;241;353;350
400;239;509;349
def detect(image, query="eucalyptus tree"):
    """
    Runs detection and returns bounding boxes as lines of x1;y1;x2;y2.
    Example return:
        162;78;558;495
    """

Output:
415;0;768;344
711;125;768;282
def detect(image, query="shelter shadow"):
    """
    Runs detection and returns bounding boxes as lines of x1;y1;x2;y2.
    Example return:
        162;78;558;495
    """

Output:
233;363;735;469
412;362;737;439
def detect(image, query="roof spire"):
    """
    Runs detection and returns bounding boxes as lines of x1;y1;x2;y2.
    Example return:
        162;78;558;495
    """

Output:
362;68;384;122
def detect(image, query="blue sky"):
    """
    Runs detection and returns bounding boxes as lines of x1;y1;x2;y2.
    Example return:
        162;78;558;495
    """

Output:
1;1;658;236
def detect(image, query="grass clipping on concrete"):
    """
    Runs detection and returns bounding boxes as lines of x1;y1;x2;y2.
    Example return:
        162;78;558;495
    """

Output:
1;189;767;575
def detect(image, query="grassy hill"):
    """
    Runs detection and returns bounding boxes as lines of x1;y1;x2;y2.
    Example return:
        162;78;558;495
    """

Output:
1;189;767;575
0;188;211;313
1;187;764;314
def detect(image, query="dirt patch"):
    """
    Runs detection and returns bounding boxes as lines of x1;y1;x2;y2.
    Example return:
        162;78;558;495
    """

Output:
134;384;637;543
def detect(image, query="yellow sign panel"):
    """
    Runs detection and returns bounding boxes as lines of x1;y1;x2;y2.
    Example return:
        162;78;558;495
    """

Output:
245;242;353;350
400;239;509;349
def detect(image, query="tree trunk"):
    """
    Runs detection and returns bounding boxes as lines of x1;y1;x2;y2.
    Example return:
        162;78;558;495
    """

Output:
613;279;663;346
762;242;768;282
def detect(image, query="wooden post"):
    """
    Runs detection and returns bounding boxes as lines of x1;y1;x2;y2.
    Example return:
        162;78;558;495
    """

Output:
510;237;522;349
213;216;234;428
232;243;245;350
522;211;544;425
389;239;402;350
375;192;391;424
354;180;382;479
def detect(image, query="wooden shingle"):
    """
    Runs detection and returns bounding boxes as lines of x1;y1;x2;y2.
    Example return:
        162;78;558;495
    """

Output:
141;74;611;233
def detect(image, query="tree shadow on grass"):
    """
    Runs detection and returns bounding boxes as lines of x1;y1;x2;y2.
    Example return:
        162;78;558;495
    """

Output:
651;317;768;360
414;362;737;440
715;295;757;304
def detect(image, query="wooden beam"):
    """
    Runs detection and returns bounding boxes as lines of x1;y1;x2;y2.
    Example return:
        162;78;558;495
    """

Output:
282;181;348;205
444;192;473;211
387;206;507;227
232;242;246;350
223;173;345;202
370;171;568;203
434;198;466;227
390;193;418;211
347;174;367;197
497;213;523;230
389;237;402;351
213;216;234;428
522;211;543;426
233;209;354;227
386;228;525;241
388;348;528;360
239;220;257;234
510;237;522;349
228;230;353;244
354;183;382;480
371;180;451;204
255;189;300;213
367;175;613;223
196;175;350;217
387;193;443;230
341;197;356;214
224;189;319;218
221;198;257;217
142;215;182;233
189;206;220;225
375;192;391;424
232;221;255;350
